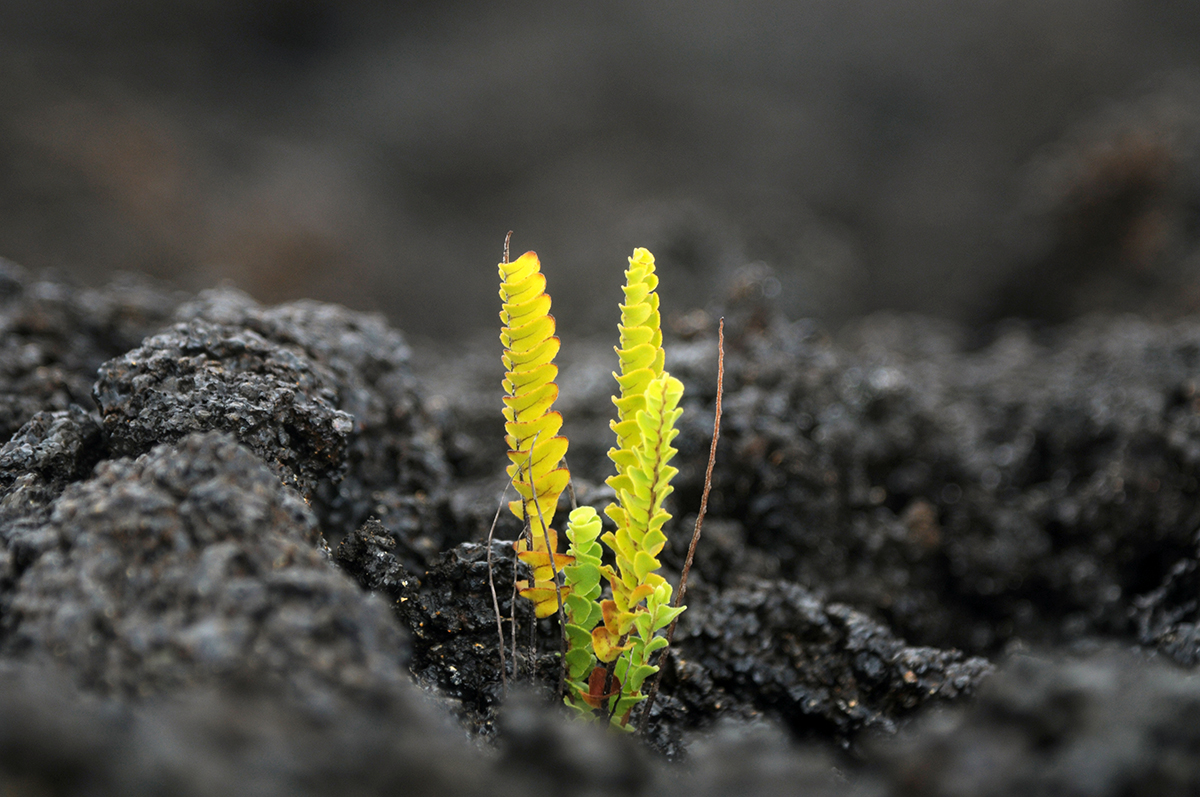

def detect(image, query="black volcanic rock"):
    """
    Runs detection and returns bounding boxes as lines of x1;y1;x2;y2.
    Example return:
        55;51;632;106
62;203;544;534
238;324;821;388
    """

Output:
93;319;354;499
667;579;992;745
660;295;1200;658
0;260;179;441
3;431;410;708
879;649;1200;797
1;264;1199;794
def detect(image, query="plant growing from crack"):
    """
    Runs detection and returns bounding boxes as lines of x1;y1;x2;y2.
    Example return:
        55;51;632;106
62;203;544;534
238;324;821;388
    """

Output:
495;241;723;731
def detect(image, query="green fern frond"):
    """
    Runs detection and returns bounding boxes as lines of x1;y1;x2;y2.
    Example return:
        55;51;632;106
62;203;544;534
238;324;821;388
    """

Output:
583;248;687;728
562;506;606;714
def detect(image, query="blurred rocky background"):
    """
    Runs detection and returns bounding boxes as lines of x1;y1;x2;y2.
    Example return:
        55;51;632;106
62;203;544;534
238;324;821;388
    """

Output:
2;0;1199;343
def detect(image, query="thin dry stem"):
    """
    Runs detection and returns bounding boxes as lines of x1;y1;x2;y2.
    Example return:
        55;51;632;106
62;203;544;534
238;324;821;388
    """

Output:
485;482;512;694
638;317;725;733
564;457;578;512
510;557;520;678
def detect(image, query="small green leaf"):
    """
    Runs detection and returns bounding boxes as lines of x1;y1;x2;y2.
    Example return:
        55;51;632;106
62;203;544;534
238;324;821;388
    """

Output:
651;581;673;605
626;663;658;693
564;561;601;594
565;647;596;680
628;466;652;492
643;635;669;656
632;612;652;640
652;604;685;632
565;622;594;647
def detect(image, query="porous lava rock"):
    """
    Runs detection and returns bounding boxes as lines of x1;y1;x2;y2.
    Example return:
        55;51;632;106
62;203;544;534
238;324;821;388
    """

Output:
666;579;993;744
0;260;179;441
879;649;1200;797
661;288;1200;659
171;288;451;547
0;405;104;615
334;523;562;738
1132;551;1200;666
3;432;411;708
93;319;354;499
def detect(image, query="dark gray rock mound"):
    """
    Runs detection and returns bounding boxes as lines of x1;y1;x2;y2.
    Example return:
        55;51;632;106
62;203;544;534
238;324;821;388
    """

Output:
93;318;353;498
0;406;104;614
880;649;1200;796
667;298;1200;656
335;526;541;738
0;404;104;490
1133;547;1200;666
0;659;488;797
0;261;178;441
668;579;992;745
172;287;452;551
4;432;410;709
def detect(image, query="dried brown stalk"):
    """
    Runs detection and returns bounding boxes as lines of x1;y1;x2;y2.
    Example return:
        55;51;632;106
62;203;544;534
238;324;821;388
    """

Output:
638;317;725;733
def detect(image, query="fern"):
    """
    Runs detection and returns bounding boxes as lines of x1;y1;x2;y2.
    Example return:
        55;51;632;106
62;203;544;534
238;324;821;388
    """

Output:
503;246;688;730
560;248;686;727
499;251;573;619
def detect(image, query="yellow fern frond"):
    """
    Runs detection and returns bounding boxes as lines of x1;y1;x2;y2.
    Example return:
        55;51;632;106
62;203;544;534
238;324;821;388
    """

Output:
606;247;665;510
500;250;573;619
500;251;571;533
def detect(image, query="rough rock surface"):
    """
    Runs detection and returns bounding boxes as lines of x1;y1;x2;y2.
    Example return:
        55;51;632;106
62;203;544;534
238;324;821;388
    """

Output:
2;263;1200;794
1132;553;1200;667
94;320;353;498
0;658;497;797
333;522;535;737
653;279;1200;661
171;289;451;547
0;260;179;441
668;579;992;743
3;432;410;707
879;649;1200;797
